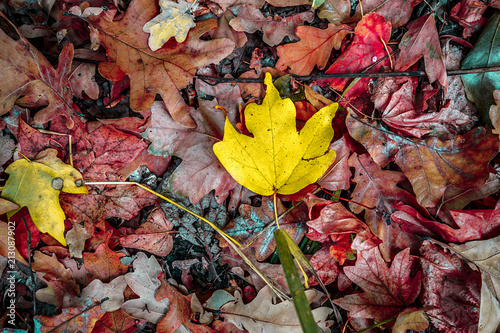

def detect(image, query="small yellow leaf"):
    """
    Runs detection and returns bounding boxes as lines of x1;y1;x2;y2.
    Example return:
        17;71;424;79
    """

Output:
213;72;337;195
143;0;196;51
1;149;87;246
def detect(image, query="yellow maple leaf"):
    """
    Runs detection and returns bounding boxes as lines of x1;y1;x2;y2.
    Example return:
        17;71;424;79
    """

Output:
1;149;88;246
143;0;196;51
213;72;337;196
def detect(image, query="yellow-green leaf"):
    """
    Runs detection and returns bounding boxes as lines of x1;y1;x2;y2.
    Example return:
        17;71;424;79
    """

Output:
213;72;337;196
143;0;196;51
1;149;87;246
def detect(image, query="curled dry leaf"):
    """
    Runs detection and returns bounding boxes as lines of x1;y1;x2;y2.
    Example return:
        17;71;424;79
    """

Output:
220;285;334;332
347;114;499;208
91;0;235;128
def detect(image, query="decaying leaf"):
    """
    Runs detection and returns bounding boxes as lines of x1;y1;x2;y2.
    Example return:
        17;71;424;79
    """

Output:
122;252;169;324
143;0;196;50
91;0;235;128
83;240;129;283
66;223;91;258
349;0;423;27
214;72;337;196
220;285;333;332
0;12;78;128
2;149;88;246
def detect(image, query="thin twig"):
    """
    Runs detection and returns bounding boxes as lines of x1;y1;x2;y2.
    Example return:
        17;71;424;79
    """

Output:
196;66;500;84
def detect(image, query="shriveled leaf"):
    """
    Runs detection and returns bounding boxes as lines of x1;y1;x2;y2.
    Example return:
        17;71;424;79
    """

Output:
142;79;242;204
276;23;351;75
69;62;99;100
34;299;105;333
419;241;480;333
83;241;129;283
143;0;196;50
0;12;78;128
462;12;500;121
220;196;309;261
120;207;174;256
122;252;169;324
63;276;126;313
66;223;91;258
220;285;333;332
347;114;499;208
394;14;447;89
333;247;421;321
214;72;337;196
317;0;351;25
229;6;314;46
92;0;235;128
392;308;429;333
2;149;88;246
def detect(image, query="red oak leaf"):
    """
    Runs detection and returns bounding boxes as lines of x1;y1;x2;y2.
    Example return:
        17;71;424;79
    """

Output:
93;308;144;333
91;0;235;128
347;114;499;208
276;23;352;76
391;200;500;243
394;14;447;89
142;81;241;204
334;247;421;321
319;13;391;91
419;241;480;332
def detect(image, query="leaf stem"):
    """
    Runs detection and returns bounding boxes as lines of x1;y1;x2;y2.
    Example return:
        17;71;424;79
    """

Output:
273;192;280;229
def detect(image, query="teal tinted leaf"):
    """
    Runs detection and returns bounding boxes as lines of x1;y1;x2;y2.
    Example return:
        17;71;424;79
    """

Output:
461;12;500;121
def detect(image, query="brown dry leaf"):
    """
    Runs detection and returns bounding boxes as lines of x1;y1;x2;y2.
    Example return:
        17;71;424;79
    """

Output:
228;5;314;46
347;114;499;208
69;62;99;100
491;89;500;139
122;252;169;324
66;223;91;258
83;241;129;283
91;0;235;128
276;23;352;76
392;308;429;333
349;0;423;27
317;0;351;25
0;12;77;128
120;207;174;256
220;285;334;332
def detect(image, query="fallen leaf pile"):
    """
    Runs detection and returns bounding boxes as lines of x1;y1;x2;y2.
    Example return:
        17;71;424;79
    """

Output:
1;0;500;332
